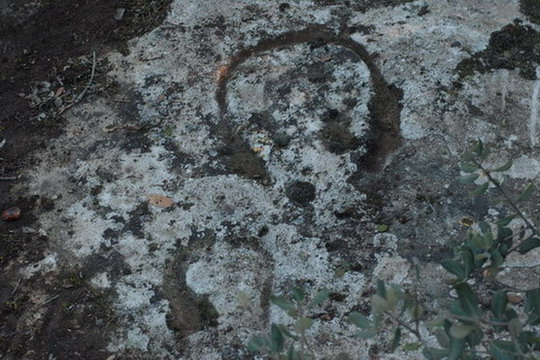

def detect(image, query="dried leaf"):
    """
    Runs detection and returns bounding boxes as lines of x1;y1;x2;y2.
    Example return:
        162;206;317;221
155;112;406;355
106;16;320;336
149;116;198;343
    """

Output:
55;87;65;97
148;194;175;208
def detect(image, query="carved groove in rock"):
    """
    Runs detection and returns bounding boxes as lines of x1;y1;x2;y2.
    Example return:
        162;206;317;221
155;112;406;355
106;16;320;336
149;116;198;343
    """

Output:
215;26;402;174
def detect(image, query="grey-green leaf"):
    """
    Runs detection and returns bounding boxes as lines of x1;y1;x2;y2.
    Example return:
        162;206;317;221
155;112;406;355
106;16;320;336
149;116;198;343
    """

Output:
493;160;513;172
491;291;507;319
460;249;474;278
449;324;475;339
489;249;504;267
309;288;330;308
423;347;449;360
490;340;517;360
389;327;401;352
348;312;370;329
286;343;300;360
291;287;306;302
472;139;484;157
517;183;536;202
371;294;389;314
458;174;479;184
376;279;386;299
441;259;465;280
507;318;522;338
470;182;489;196
447;337;466;360
525;289;540;325
497;215;515;227
455;283;481;317
295;317;314;332
517;237;540;254
278;325;299;340
270;324;285;353
460;163;478;173
247;335;268;352
271;296;296;311
435;328;450;348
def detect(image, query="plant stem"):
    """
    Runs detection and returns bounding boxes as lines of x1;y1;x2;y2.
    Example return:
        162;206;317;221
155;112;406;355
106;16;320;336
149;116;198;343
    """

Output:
384;311;426;346
478;164;540;239
448;313;508;327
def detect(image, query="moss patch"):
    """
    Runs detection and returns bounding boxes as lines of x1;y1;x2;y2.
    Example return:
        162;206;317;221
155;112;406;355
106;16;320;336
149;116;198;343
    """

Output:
313;0;414;12
285;181;316;206
456;21;540;82
520;0;540;25
320;109;362;154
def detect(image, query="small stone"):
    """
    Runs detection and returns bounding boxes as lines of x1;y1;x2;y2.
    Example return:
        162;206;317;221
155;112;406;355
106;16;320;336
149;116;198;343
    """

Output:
1;207;21;221
54;97;63;108
40;81;51;89
114;8;125;21
507;294;523;304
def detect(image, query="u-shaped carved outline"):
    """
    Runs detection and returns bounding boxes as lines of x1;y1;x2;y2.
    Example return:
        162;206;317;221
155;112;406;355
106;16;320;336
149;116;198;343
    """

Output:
215;25;401;173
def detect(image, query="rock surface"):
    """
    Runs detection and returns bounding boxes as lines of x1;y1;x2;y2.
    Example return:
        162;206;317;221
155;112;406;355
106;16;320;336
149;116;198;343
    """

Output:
2;0;540;358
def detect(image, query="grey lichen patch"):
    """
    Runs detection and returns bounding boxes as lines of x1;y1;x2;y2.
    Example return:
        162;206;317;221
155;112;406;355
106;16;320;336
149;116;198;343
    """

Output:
456;21;540;82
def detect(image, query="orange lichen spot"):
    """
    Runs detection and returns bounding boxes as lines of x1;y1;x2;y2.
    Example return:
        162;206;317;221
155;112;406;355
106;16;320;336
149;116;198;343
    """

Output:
459;217;474;227
215;64;230;83
148;194;175;208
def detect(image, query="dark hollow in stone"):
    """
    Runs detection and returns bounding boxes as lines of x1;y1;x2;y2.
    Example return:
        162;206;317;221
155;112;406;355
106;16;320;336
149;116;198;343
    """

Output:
285;181;316;205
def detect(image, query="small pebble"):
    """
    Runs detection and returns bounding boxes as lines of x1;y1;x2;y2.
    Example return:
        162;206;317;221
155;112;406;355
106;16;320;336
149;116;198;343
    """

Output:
1;207;21;221
54;97;63;108
115;8;125;21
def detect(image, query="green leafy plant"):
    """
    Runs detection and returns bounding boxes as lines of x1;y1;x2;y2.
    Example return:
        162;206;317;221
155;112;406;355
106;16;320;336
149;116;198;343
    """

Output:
349;140;540;359
247;287;330;359
247;140;540;359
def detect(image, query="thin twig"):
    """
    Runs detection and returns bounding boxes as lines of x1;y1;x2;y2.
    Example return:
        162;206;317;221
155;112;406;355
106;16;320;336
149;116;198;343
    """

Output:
0;176;18;181
102;316;118;338
448;313;508;327
40;295;59;306
57;52;97;116
11;279;22;296
75;51;97;103
479;163;540;239
384;311;424;343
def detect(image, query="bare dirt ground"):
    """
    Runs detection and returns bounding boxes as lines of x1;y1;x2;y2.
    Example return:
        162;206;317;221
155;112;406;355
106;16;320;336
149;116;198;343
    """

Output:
0;1;171;357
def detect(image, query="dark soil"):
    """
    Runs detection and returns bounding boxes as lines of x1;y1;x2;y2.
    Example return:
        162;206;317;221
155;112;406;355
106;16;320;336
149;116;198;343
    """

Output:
455;21;540;82
520;0;540;24
0;0;171;358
